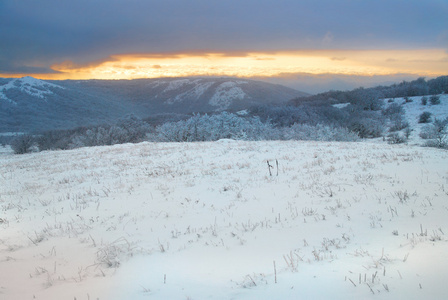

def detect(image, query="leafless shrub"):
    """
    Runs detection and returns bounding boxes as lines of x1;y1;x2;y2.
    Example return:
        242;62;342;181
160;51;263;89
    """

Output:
96;237;133;268
283;250;303;272
393;190;410;203
302;207;318;216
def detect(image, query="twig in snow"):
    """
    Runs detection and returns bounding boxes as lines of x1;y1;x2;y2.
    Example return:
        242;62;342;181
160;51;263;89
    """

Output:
366;283;375;294
267;160;273;176
348;278;357;287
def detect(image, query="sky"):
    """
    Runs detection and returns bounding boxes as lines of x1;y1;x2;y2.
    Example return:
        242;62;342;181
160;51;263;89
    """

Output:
1;0;447;92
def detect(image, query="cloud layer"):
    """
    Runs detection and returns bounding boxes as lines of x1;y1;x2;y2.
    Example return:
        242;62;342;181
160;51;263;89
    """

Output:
1;0;447;76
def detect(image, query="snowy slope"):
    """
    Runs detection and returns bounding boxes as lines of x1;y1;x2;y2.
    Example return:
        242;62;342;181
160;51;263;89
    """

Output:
209;81;247;110
333;94;448;146
386;94;448;145
144;77;303;111
1;140;448;299
156;78;249;109
160;79;215;104
0;76;64;104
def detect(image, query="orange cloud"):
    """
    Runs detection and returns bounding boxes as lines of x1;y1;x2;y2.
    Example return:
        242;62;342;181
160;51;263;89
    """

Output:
3;49;447;81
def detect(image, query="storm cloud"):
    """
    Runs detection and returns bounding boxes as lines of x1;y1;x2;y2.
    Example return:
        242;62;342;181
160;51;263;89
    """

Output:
1;0;447;74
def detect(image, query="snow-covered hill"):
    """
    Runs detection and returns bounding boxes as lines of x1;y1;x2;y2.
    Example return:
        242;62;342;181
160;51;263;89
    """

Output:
332;94;448;146
120;77;307;111
154;78;249;110
0;76;64;105
1;140;448;299
0;77;137;133
386;94;448;145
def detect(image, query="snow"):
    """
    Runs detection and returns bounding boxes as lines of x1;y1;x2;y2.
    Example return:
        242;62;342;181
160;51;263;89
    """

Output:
0;145;13;156
163;79;193;92
145;78;253;108
166;81;215;104
209;81;248;110
236;109;249;116
332;103;350;109
154;79;249;108
0;76;64;104
1;140;448;299
385;94;448;145
0;132;25;137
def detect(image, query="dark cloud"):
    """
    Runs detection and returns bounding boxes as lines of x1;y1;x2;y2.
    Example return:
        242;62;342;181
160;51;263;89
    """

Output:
1;0;447;74
0;59;60;74
50;57;119;71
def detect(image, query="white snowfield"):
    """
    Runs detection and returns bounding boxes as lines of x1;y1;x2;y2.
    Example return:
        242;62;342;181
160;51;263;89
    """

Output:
1;140;448;299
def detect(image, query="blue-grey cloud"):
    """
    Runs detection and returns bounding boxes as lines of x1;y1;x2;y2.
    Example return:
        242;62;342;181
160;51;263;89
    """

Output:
1;0;447;74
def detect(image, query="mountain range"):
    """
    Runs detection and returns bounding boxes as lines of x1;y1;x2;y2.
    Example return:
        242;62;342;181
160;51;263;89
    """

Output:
0;76;307;133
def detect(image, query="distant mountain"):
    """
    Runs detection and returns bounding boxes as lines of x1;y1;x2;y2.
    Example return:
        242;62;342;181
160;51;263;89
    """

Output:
0;77;138;133
0;76;65;104
0;77;308;133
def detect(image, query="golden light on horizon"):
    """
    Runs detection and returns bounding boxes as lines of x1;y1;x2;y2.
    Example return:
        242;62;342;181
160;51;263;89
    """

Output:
3;49;447;81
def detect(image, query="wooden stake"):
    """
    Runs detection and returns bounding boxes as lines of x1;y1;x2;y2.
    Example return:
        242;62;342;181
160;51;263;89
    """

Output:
276;159;279;176
274;261;277;283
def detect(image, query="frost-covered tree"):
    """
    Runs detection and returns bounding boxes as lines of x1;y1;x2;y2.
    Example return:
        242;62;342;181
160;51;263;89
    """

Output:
116;114;151;143
382;103;404;116
386;132;407;144
11;134;35;154
152;112;276;142
350;87;384;111
418;112;432;124
406;77;429;96
428;76;448;94
60;114;152;149
283;124;359;142
420;118;448;149
347;111;385;138
429;95;441;105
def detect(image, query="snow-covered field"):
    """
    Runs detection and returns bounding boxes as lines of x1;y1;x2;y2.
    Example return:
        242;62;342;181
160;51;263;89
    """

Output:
1;139;448;299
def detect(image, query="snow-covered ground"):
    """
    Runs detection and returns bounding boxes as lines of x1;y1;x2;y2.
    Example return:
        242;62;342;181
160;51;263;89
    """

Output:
1;139;448;299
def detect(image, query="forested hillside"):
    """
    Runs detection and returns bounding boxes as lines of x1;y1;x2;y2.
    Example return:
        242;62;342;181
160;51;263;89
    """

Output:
0;77;306;133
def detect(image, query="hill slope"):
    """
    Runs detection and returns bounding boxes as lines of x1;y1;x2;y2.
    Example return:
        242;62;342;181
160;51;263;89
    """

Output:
387;95;448;145
0;77;138;133
0;77;307;133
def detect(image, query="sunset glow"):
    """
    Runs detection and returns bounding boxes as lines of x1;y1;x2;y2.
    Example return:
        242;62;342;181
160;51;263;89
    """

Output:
3;49;446;81
2;0;447;91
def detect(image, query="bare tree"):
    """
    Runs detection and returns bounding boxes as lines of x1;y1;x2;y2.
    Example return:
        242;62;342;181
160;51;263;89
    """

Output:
11;134;35;154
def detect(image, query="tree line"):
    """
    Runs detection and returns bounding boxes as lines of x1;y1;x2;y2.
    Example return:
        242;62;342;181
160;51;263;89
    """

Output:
8;76;448;154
